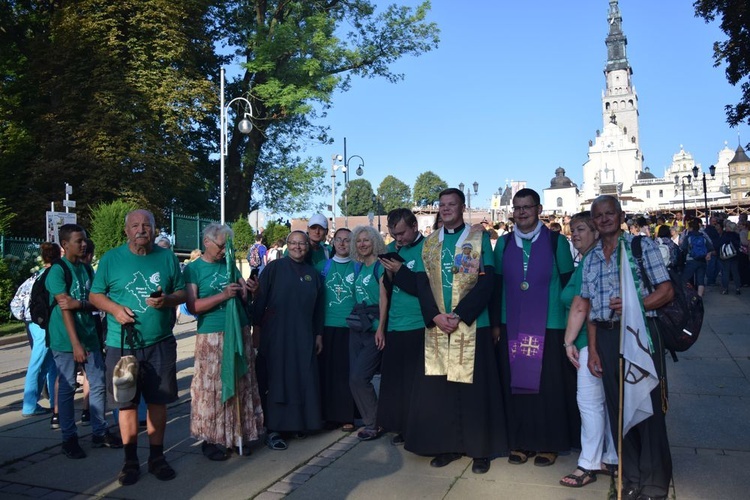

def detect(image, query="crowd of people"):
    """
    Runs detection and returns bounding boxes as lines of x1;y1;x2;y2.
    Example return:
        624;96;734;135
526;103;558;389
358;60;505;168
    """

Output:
12;194;748;499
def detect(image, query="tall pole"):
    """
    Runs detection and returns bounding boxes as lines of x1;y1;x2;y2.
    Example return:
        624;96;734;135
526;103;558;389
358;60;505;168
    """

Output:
702;175;709;226
344;137;349;228
331;155;337;230
220;68;226;225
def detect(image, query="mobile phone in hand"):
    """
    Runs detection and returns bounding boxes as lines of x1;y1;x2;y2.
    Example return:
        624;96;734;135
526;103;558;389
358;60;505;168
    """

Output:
378;252;405;262
149;290;163;298
250;268;259;280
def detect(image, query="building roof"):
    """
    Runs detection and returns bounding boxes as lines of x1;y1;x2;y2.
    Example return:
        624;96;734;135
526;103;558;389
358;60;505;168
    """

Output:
729;145;750;165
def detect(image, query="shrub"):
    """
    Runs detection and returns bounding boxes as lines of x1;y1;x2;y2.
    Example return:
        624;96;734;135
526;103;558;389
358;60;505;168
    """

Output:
263;220;290;247
230;217;255;254
0;260;17;323
90;200;138;256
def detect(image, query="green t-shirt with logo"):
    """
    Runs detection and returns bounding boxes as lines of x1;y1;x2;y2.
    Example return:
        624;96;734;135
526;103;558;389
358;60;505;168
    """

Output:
183;258;246;334
91;244;185;348
388;238;426;332
316;259;356;328
353;261;385;331
46;258;99;352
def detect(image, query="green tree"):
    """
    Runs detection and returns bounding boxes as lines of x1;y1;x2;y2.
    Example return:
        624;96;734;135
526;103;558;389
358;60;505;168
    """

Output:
695;0;750;127
90;200;138;257
219;1;440;221
0;198;15;235
0;1;222;235
413;171;448;206
378;176;412;213
262;220;291;248
339;179;375;216
230;217;255;254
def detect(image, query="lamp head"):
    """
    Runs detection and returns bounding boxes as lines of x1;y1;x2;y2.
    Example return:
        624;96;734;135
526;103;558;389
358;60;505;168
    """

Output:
356;166;363;176
237;116;252;134
692;166;699;178
709;164;716;177
459;182;465;192
472;181;479;194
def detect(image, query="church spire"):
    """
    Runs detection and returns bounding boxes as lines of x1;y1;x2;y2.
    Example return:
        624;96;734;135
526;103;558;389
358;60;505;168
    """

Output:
605;0;629;73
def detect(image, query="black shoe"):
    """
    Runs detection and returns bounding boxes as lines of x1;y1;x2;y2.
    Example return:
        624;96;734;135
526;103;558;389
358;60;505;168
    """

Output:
92;431;123;449
62;435;86;459
472;457;491;474
50;413;60;430
80;409;90;426
118;461;140;486
148;455;176;481
430;453;463;468
390;433;405;446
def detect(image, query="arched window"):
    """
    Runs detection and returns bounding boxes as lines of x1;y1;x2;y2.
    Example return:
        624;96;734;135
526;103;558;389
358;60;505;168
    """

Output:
659;190;663;198
557;197;563;207
646;190;650;199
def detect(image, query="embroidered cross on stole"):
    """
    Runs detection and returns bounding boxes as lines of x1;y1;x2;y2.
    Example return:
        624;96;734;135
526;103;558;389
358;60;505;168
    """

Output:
421;227;483;384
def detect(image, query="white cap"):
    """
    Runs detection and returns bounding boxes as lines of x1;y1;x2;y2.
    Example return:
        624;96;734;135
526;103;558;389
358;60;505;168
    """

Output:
113;356;138;403
307;214;328;229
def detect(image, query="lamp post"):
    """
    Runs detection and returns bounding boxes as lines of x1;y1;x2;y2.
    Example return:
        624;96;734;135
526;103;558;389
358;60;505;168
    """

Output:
692;164;717;226
219;67;253;225
458;181;479;224
371;193;381;232
335;137;365;228
674;174;692;215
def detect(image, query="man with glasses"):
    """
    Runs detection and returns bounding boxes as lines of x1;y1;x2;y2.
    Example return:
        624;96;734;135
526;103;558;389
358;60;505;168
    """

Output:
492;188;578;467
580;195;673;500
90;210;186;486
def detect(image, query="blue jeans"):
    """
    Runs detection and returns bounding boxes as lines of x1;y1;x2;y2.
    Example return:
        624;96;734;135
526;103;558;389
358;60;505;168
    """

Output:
22;323;57;414
53;350;108;441
706;255;719;285
720;257;740;290
682;259;707;288
349;329;382;430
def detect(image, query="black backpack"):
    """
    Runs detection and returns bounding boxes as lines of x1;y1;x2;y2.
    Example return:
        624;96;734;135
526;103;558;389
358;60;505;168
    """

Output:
632;236;704;361
29;260;71;331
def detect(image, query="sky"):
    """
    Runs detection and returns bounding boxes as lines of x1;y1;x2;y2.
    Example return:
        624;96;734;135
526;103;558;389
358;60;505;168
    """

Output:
268;0;750;217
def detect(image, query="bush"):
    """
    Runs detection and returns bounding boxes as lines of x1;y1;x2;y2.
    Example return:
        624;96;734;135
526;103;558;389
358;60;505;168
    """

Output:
263;220;290;247
0;260;17;324
90;200;138;256
230;217;255;254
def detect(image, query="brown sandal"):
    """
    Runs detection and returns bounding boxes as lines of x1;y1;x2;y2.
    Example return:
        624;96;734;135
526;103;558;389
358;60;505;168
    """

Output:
341;423;356;432
508;449;535;465
534;452;558;467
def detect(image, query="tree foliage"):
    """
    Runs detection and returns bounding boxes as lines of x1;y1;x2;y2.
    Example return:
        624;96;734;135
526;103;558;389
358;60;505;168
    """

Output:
0;1;439;235
0;198;15;235
262;220;291;248
413;171;448;206
218;0;439;221
378;176;412;213
339;179;375;216
694;0;750;127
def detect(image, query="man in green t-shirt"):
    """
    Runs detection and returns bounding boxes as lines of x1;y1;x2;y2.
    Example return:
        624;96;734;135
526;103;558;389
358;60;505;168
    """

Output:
90;210;186;486
48;224;122;460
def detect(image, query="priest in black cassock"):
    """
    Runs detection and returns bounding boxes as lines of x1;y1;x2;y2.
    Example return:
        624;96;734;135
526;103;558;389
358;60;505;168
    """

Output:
253;230;324;451
404;188;508;474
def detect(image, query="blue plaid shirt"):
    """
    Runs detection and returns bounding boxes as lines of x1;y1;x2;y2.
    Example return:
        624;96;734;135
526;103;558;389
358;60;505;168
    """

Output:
580;232;670;321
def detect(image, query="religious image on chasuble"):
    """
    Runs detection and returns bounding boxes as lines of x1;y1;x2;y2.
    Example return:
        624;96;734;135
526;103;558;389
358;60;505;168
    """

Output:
421;227;492;384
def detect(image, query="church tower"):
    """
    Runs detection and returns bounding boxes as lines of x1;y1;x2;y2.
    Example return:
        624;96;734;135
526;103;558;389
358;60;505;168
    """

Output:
581;0;644;204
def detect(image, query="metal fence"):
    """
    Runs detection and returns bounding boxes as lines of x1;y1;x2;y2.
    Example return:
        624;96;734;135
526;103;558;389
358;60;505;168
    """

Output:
170;213;218;254
0;235;42;260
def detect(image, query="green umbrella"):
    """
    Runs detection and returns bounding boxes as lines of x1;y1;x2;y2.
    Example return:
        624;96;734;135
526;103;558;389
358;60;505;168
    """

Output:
221;236;248;404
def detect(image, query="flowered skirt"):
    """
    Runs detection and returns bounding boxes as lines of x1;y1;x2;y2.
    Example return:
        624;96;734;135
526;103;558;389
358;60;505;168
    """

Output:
190;326;264;447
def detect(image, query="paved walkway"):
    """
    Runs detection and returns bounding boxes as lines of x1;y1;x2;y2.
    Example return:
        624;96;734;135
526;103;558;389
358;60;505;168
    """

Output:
0;285;748;499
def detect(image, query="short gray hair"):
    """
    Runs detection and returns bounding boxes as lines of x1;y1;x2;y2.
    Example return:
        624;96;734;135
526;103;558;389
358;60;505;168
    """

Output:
125;209;155;228
203;223;233;242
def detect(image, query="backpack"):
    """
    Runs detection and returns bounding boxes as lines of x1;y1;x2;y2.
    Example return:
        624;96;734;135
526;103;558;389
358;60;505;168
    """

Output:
11;273;38;322
247;244;261;268
687;232;708;260
632;236;703;362
29;260;72;331
655;238;671;267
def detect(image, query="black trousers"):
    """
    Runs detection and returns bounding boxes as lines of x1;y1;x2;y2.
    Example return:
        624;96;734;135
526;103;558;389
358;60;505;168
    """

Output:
596;318;672;498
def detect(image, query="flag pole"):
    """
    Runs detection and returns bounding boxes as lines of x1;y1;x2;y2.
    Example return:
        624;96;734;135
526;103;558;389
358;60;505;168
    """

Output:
617;355;624;500
236;374;243;456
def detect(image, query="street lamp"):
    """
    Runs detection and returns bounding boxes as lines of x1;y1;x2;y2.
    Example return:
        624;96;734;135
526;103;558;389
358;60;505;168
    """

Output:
219;67;253;225
335;137;365;228
371;193;381;232
458;181;479;224
674;174;692;215
692;164;717;226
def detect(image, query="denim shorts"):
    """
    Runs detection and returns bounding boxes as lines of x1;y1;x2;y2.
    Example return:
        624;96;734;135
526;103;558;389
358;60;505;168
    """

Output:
105;335;178;408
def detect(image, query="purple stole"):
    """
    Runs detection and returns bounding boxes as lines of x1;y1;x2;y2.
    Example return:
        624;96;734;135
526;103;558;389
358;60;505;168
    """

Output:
504;227;553;394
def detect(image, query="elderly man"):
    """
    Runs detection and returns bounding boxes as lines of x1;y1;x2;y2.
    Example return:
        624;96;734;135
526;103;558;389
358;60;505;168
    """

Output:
579;195;673;500
90;210;186;486
492;188;578;467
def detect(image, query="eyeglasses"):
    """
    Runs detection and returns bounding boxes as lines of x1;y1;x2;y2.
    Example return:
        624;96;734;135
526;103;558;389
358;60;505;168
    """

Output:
334;238;351;244
208;239;226;251
512;204;538;213
288;241;308;247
